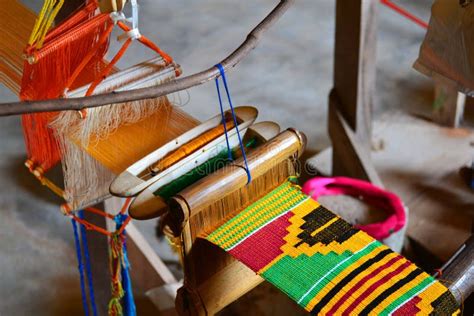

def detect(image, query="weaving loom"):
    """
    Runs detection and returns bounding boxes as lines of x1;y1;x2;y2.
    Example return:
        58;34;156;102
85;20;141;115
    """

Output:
139;127;458;315
1;0;468;315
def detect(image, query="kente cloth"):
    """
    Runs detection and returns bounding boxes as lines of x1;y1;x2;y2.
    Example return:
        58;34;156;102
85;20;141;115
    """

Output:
206;180;459;315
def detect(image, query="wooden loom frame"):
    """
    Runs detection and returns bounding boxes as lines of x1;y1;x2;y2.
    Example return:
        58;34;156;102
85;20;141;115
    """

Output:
328;0;473;305
1;0;472;313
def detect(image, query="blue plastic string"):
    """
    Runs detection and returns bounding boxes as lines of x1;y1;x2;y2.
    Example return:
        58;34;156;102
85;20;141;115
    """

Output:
71;216;90;316
115;213;136;316
78;210;98;316
215;63;252;183
215;78;233;162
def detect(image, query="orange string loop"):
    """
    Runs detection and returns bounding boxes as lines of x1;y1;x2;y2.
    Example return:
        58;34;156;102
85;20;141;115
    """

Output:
85;37;133;96
116;21;174;65
84;206;116;220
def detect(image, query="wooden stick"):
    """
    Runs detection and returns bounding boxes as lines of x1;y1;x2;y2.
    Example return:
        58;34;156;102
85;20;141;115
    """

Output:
172;129;306;219
0;0;295;116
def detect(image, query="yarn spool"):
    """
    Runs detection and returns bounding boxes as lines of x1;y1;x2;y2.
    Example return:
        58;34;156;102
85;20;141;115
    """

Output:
302;177;407;253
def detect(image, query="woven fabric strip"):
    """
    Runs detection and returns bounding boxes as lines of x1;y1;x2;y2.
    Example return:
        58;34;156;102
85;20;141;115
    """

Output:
206;181;459;315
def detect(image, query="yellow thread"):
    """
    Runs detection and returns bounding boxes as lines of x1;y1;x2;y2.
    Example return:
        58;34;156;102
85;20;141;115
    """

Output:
28;0;65;49
219;192;306;248
310;216;338;237
304;246;386;312
330;252;402;314
372;271;429;314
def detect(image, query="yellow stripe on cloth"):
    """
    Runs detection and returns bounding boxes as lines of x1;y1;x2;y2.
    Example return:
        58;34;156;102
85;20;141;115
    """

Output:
328;251;402;315
351;264;419;314
304;246;387;312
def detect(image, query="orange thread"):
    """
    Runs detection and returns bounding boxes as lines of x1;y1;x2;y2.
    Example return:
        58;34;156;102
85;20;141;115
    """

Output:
85;38;133;96
21;11;113;172
117;21;173;65
64;21;114;93
151;119;235;173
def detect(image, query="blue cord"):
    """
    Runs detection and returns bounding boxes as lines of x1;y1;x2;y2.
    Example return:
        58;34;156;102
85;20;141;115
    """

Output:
72;216;90;316
115;213;136;316
215;79;233;162
78;211;98;316
215;63;252;184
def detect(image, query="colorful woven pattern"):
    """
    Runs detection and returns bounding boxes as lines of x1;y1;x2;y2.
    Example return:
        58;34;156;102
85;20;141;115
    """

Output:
206;181;459;315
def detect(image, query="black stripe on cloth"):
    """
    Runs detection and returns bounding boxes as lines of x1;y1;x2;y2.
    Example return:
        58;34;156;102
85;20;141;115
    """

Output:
295;216;357;248
359;268;424;315
311;249;392;314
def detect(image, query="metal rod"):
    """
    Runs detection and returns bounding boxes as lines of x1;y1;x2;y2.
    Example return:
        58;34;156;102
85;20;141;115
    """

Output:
0;0;295;116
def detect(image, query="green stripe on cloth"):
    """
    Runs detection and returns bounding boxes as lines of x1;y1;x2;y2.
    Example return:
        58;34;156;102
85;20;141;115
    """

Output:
380;277;434;315
208;182;306;249
262;241;381;308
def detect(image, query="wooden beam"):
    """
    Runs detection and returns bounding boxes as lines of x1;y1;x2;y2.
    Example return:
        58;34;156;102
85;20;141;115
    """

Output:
330;0;379;184
328;91;383;187
436;234;474;304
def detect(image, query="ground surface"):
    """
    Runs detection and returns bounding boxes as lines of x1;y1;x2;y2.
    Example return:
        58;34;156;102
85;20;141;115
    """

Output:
0;1;441;315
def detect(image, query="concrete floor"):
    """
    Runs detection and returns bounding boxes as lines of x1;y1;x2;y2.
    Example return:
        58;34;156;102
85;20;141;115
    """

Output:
0;0;437;315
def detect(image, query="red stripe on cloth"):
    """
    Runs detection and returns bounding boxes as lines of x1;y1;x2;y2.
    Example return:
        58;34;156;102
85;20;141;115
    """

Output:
393;296;422;316
228;212;292;271
343;260;412;315
327;254;404;315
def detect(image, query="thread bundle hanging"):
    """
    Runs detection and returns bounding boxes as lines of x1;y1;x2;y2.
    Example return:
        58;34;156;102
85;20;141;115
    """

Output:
109;213;136;316
21;0;113;174
69;200;135;316
20;0;197;210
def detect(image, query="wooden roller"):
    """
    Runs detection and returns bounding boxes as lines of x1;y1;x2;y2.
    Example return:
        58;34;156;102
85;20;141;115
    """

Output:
99;0;127;13
129;121;281;220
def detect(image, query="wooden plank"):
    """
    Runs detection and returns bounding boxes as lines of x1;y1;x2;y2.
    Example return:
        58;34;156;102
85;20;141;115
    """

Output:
439;234;474;303
125;222;177;290
331;0;379;183
195;260;263;315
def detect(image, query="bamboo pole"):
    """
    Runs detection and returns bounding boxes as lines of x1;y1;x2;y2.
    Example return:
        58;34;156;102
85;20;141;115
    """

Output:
0;0;295;116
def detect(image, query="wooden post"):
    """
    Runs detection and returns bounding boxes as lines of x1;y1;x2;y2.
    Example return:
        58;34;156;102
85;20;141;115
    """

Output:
433;80;465;128
329;0;383;187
